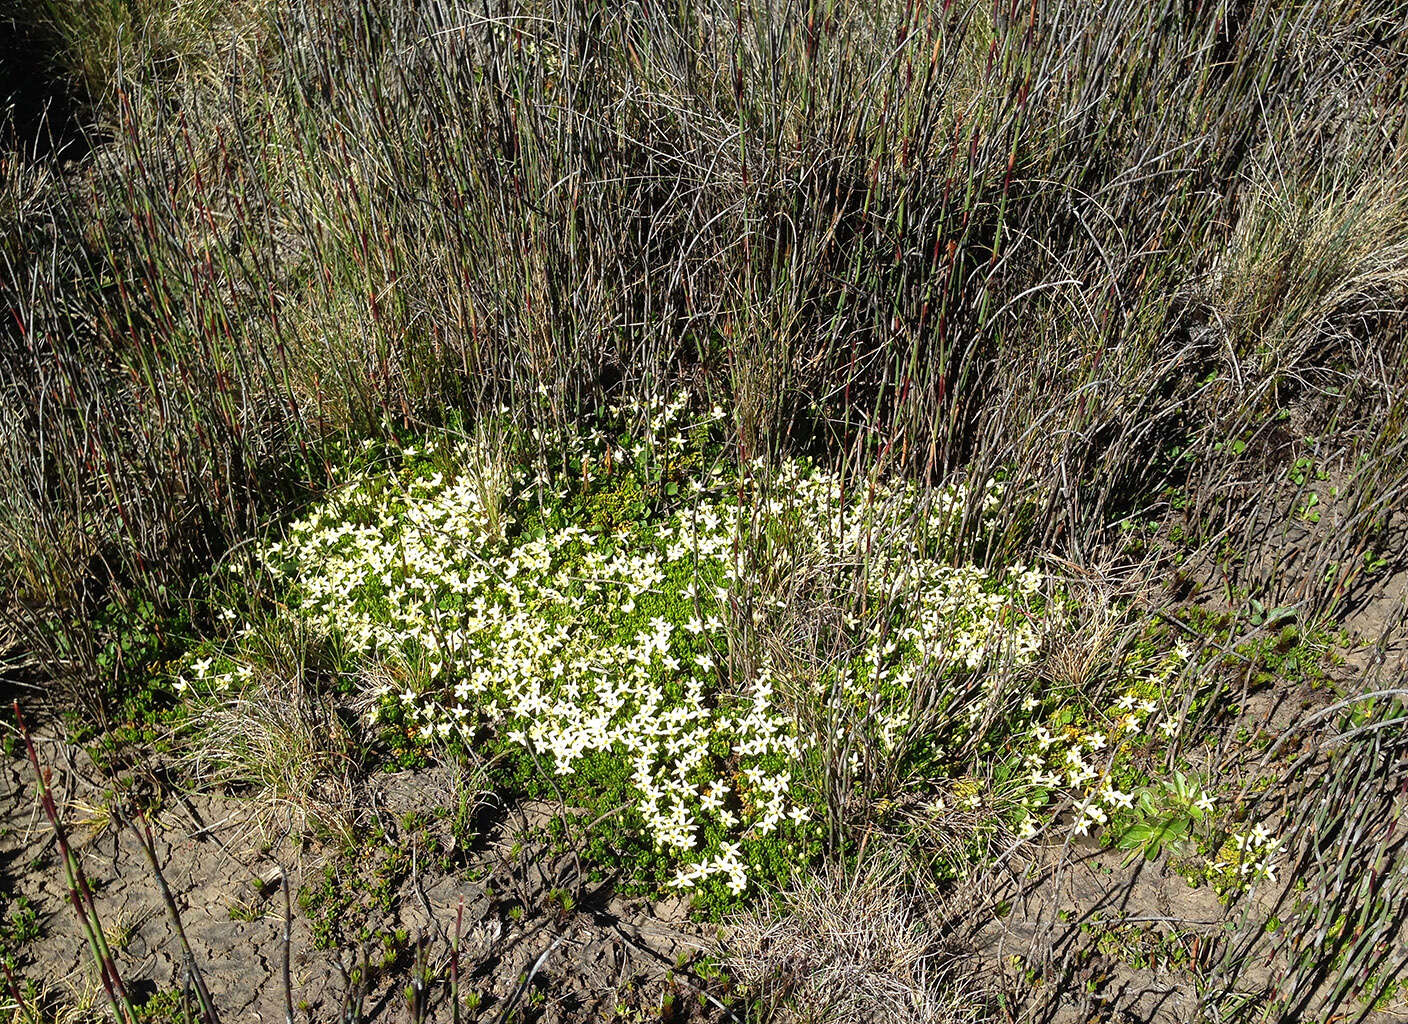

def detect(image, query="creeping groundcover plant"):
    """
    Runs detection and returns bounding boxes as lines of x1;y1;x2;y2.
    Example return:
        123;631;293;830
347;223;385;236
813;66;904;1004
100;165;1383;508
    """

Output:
178;396;1051;904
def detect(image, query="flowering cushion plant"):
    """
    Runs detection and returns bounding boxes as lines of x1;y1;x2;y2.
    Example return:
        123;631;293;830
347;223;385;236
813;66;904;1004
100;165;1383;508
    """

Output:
178;396;1061;907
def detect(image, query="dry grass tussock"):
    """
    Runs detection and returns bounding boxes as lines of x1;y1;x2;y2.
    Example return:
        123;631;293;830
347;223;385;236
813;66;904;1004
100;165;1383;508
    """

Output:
1037;559;1162;698
1217;166;1408;391
21;0;276;109
717;855;985;1024
177;614;364;844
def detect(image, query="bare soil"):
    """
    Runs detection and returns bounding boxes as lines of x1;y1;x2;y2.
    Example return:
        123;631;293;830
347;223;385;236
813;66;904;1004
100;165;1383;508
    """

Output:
0;749;725;1023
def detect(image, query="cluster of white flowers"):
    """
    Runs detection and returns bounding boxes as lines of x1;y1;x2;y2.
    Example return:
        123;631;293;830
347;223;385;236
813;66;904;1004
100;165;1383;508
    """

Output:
1214;823;1283;885
172;654;251;693
186;395;1047;894
1022;663;1193;839
755;463;1047;766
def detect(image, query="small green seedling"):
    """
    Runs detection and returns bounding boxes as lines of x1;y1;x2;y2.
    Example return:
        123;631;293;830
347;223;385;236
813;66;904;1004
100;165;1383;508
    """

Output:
1117;772;1215;864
